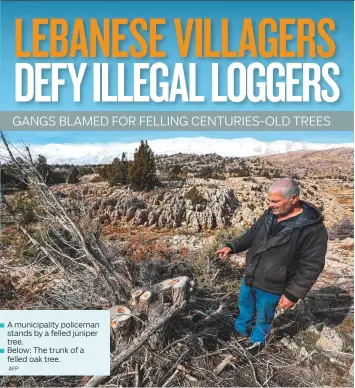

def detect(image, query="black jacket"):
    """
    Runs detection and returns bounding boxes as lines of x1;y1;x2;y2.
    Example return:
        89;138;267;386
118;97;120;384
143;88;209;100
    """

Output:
226;201;328;301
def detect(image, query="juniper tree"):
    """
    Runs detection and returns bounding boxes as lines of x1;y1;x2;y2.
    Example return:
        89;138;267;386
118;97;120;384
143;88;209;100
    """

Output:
117;152;129;185
128;141;158;191
67;166;80;184
108;153;129;187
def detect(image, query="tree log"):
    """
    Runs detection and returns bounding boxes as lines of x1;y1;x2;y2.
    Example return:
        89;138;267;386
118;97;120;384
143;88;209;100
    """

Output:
86;302;186;387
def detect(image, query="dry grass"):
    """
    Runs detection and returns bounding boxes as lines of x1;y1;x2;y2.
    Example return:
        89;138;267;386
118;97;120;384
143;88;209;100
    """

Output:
325;186;354;213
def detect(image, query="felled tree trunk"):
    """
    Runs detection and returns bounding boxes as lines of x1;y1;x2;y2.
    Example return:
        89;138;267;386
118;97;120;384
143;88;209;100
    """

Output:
86;302;187;387
87;276;192;387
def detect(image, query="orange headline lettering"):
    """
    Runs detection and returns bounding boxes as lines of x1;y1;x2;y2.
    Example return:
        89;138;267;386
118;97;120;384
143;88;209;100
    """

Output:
15;17;336;58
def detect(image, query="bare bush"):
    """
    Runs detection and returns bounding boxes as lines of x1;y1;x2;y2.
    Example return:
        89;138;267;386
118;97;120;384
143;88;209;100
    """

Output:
0;131;132;305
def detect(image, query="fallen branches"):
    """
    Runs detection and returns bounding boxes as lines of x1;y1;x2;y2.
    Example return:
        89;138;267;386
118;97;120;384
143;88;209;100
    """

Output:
86;302;186;387
234;340;262;387
1;131;131;302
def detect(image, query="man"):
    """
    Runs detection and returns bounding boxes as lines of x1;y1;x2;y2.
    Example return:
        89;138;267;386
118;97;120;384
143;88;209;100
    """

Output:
216;178;328;354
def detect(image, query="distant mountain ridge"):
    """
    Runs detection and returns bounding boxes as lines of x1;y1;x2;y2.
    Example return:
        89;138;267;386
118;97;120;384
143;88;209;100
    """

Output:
3;137;353;165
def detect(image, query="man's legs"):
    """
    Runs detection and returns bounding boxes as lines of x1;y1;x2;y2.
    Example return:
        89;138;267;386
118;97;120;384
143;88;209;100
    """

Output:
234;278;256;336
250;288;281;344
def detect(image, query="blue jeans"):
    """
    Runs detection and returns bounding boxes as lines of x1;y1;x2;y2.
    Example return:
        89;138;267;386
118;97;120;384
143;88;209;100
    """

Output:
234;278;281;344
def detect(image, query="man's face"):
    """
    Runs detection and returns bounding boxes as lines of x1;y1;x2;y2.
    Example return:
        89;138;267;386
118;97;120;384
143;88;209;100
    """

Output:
268;191;297;217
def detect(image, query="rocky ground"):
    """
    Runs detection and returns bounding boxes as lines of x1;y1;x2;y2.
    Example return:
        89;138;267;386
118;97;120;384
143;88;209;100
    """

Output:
52;174;352;236
257;147;354;180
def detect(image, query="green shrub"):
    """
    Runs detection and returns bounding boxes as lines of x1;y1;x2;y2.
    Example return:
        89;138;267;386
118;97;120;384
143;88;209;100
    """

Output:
128;141;159;191
184;186;206;206
67;167;80;184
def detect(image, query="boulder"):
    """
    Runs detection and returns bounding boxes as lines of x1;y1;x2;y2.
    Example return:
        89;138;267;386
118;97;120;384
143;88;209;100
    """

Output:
132;209;149;225
126;207;137;221
316;327;343;352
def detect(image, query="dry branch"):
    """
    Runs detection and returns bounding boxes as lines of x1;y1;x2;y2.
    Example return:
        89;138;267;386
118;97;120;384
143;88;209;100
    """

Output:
213;354;235;375
1;131;131;302
234;340;262;387
86;302;186;387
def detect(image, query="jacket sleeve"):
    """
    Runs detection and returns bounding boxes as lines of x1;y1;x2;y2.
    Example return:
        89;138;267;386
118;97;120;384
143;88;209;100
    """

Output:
285;226;328;301
226;213;265;254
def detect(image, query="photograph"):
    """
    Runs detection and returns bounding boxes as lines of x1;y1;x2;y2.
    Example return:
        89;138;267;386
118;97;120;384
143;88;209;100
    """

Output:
1;130;353;386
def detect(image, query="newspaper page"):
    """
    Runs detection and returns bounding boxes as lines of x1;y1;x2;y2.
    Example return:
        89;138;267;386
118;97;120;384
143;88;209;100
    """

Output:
0;0;353;386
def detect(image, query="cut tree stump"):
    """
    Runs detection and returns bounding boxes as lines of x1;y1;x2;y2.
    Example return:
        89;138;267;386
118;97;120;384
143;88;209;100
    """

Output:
158;276;190;305
172;277;189;305
86;302;187;387
139;291;152;312
110;305;133;344
86;276;192;387
131;289;144;306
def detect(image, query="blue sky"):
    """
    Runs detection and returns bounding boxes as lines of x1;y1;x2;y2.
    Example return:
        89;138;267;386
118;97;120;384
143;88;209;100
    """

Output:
4;130;353;145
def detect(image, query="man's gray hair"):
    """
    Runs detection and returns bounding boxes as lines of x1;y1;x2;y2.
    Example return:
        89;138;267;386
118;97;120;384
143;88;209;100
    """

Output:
268;178;300;199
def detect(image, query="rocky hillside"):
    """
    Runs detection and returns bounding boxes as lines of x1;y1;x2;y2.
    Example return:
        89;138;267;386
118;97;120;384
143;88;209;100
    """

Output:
249;147;354;180
49;148;353;235
156;152;282;180
156;148;353;181
53;174;352;235
55;183;239;233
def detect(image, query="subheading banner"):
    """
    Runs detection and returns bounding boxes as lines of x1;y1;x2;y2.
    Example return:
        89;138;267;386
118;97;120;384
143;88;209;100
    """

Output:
1;111;353;131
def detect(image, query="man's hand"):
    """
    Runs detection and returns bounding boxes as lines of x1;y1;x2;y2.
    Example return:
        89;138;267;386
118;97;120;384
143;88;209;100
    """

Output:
215;247;232;260
278;295;296;310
